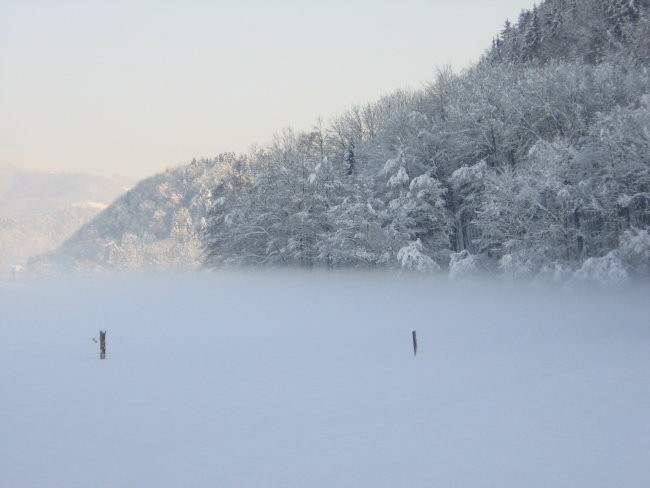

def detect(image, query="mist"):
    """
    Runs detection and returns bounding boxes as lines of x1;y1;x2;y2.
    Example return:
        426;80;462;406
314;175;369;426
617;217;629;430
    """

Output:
2;271;649;487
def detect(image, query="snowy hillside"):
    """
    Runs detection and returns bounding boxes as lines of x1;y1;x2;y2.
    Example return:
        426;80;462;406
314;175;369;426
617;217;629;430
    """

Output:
0;162;130;219
30;155;246;274
0;162;131;274
24;0;650;281
199;0;650;281
1;273;649;487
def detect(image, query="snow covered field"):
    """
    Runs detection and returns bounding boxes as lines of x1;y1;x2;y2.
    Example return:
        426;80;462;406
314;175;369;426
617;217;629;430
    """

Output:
1;272;649;487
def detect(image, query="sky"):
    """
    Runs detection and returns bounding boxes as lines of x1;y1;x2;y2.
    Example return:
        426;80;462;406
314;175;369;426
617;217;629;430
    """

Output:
0;0;537;179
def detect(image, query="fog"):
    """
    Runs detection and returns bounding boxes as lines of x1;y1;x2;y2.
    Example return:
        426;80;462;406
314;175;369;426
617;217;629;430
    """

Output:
1;272;649;487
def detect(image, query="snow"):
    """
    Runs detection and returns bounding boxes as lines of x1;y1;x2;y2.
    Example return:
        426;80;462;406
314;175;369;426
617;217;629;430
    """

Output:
1;272;649;487
71;201;108;210
387;166;409;188
573;250;629;287
397;240;439;272
449;250;482;279
448;160;488;189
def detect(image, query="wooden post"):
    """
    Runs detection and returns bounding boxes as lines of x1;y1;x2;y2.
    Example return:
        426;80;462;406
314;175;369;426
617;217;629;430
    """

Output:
412;330;417;356
99;330;106;360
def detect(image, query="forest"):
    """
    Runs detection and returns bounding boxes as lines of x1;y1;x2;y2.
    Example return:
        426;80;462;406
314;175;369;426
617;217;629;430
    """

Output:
202;0;650;284
34;0;650;285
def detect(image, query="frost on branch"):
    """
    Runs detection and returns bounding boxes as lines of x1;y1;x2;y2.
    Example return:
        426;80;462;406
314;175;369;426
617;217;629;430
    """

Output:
448;250;481;279
448;160;488;190
397;239;439;272
388;166;409;189
618;227;650;276
499;253;533;279
573;250;629;287
534;262;573;284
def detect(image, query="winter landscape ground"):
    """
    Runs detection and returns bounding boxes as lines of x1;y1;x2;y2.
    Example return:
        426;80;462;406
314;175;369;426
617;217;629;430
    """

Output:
1;272;649;487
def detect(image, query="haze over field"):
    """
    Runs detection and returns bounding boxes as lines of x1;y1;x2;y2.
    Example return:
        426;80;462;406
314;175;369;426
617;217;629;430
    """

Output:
2;273;649;487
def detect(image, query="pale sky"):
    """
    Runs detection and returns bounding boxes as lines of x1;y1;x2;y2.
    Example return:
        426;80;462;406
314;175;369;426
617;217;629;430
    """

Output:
1;0;537;179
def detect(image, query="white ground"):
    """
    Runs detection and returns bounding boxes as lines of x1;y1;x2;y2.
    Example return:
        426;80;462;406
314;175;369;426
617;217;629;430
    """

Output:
1;272;649;487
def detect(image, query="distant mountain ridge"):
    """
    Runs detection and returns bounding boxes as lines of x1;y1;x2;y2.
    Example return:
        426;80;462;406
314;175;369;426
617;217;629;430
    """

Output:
30;155;242;274
0;162;132;274
0;162;131;219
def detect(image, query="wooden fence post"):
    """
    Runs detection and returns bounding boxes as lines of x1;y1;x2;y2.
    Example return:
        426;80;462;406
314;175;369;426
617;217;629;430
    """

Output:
99;330;106;360
412;330;417;356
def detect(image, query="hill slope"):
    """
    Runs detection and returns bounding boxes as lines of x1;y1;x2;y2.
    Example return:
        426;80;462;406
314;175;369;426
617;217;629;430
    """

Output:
0;162;130;219
34;0;650;282
30;155;244;274
0;162;131;274
485;0;649;65
201;0;650;283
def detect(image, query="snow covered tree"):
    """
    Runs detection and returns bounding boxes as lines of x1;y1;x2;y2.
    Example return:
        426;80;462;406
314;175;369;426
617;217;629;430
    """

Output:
344;139;356;176
523;6;543;62
397;239;439;272
606;0;641;39
323;183;391;267
447;160;489;253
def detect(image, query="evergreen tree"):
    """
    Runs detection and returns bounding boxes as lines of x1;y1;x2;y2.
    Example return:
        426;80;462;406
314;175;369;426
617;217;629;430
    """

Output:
523;6;543;62
606;0;641;38
344;139;356;176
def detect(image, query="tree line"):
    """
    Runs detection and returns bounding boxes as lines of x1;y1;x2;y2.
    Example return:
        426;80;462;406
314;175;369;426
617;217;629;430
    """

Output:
202;0;650;284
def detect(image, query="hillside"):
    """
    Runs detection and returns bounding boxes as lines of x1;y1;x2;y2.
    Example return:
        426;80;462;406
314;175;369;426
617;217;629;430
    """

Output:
201;0;650;284
30;154;245;274
0;162;131;274
0;162;131;219
35;0;650;283
485;0;649;65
